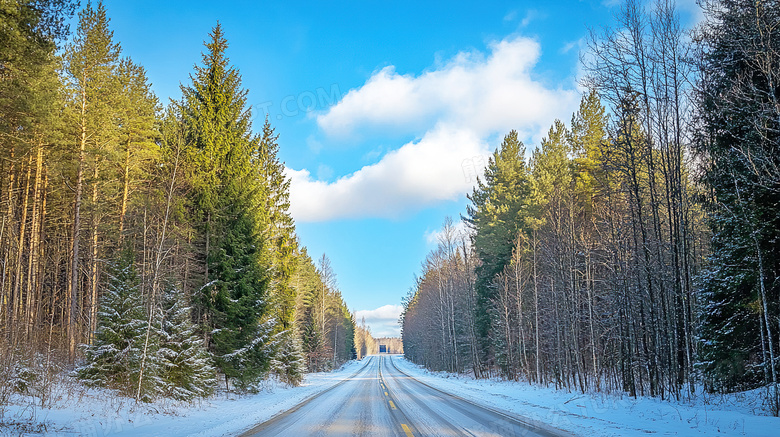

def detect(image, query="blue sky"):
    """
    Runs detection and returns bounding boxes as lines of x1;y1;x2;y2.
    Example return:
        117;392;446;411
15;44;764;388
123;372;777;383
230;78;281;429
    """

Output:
101;0;701;337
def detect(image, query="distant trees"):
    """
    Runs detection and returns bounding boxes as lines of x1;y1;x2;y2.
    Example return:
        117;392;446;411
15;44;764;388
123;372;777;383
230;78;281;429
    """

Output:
354;317;378;359
293;251;356;372
402;217;477;374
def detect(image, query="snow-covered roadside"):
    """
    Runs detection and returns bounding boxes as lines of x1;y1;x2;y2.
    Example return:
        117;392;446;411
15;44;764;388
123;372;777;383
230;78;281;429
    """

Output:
392;355;778;437
0;359;368;437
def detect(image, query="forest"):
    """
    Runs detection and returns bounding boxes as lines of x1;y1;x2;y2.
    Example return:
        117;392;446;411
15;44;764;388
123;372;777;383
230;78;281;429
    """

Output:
0;0;379;407
401;0;780;415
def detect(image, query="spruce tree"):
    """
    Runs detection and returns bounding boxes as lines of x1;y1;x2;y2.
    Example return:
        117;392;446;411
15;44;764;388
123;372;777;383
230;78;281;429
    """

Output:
255;118;305;382
158;283;216;400
77;249;159;400
181;24;271;390
270;329;306;386
695;0;780;406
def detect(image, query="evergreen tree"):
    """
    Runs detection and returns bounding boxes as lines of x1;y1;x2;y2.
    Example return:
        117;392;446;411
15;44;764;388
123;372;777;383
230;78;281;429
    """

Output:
62;0;122;360
0;0;72;344
77;249;159;400
464;130;532;369
115;57;160;240
255;118;305;382
270;329;306;386
0;0;75;134
695;0;780;407
256;118;298;331
181;24;271;390
158;283;216;400
568;89;608;209
293;247;323;370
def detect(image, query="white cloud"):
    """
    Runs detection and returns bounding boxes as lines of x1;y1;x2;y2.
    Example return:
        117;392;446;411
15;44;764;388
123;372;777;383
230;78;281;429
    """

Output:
289;35;579;223
288;124;490;222
355;304;404;337
316;36;578;141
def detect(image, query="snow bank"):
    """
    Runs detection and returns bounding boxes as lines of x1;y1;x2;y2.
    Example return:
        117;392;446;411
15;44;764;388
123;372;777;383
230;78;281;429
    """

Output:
391;355;778;437
0;359;367;437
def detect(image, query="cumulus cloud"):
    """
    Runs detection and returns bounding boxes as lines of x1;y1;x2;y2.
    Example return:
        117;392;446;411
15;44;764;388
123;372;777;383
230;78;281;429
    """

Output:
289;35;580;223
288;124;490;222
355;304;404;337
317;36;577;140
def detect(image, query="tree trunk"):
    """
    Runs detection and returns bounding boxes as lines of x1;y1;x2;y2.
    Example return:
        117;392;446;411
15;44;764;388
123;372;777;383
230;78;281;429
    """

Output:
69;84;88;362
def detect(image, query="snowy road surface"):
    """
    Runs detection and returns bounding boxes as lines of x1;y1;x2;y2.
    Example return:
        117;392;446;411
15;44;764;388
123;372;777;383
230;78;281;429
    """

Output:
241;354;572;437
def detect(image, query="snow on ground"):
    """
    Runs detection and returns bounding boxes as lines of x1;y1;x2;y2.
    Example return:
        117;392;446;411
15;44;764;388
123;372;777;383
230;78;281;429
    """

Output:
0;359;367;437
3;356;778;436
392;355;779;437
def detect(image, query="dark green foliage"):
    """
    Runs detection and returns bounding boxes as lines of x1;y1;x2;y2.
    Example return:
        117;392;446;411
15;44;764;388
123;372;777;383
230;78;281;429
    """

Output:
77;249;159;400
0;0;76;133
464;130;532;366
695;0;780;395
255;119;306;382
257;119;298;332
270;329;306;386
158;283;216;400
181;24;271;390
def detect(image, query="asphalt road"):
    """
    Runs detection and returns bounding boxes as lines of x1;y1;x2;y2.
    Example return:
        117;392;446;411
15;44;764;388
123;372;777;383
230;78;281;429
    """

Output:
241;355;573;437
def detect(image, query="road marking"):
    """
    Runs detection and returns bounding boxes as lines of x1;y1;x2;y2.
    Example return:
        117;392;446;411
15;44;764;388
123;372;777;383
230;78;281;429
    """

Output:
384;391;389;396
401;423;414;437
389;400;397;410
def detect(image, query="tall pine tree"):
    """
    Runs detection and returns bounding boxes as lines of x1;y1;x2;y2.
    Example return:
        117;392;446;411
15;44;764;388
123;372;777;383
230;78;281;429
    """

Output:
464;130;532;371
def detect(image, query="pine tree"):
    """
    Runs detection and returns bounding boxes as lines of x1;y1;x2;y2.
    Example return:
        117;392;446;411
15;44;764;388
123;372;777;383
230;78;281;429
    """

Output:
464;130;533;370
158;283;216;400
115;57;160;240
77;249;159;400
0;0;72;344
62;0;122;360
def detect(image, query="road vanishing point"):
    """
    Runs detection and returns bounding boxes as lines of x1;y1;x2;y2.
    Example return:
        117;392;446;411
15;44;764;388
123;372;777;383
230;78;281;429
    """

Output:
241;355;575;437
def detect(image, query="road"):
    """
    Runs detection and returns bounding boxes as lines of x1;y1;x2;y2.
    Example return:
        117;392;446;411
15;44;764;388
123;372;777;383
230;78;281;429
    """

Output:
241;355;573;437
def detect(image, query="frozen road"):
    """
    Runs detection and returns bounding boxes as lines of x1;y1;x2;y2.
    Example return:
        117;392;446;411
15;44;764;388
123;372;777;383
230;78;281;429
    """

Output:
241;355;573;437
